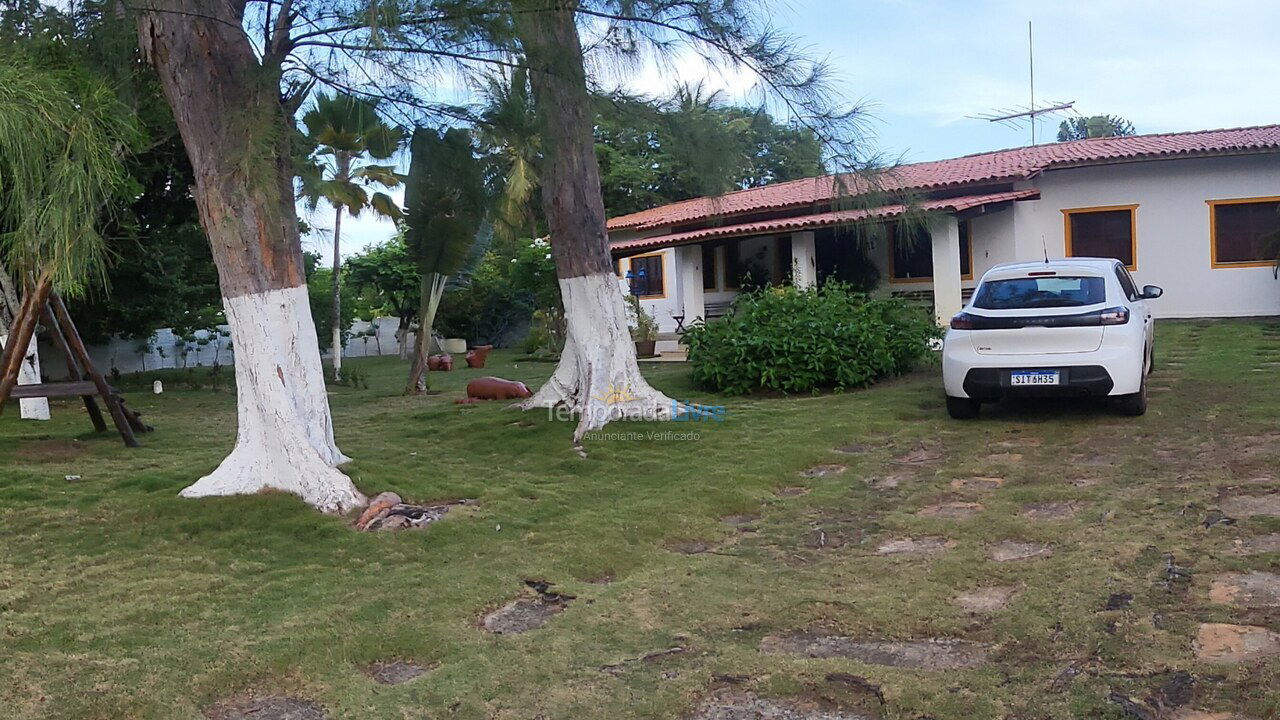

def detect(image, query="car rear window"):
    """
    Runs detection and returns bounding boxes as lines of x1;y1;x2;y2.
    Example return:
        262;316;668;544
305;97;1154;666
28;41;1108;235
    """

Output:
971;276;1106;309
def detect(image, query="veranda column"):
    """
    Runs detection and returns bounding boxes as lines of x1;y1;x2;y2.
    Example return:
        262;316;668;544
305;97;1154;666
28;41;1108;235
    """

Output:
677;244;706;323
929;215;964;325
790;231;817;288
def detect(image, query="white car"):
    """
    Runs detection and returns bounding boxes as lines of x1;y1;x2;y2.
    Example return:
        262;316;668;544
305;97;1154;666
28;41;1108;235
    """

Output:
942;258;1162;419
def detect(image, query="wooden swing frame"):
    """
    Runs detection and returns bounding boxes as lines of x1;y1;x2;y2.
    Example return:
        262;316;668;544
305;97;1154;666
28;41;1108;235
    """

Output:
0;273;150;446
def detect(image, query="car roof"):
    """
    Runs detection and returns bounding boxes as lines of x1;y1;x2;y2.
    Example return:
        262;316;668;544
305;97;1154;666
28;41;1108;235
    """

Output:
982;258;1119;279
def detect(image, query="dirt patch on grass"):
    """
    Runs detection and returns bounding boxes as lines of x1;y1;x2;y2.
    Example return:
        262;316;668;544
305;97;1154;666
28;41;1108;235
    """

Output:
865;472;910;490
669;540;716;555
1207;571;1280;608
951;476;1003;491
15;438;87;463
364;660;429;685
205;696;327;720
985;452;1023;465
1228;533;1280;555
802;464;847;478
760;632;990;669
875;536;955;556
1193;623;1280;664
1020;501;1085;521
893;445;943;465
481;581;573;634
722;514;760;531
775;486;810;497
916;502;983;520
954;586;1016;613
1218;493;1280;519
689;688;876;720
989;540;1053;562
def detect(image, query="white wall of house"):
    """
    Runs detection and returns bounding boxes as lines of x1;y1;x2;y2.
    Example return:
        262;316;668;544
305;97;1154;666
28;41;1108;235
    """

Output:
1014;153;1280;318
613;151;1280;328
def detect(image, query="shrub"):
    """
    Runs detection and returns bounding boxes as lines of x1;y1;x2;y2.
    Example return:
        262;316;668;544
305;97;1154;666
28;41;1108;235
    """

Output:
683;282;940;394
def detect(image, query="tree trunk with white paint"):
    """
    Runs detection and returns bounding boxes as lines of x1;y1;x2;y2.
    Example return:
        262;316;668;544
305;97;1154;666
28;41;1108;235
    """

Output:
0;265;48;420
137;1;365;513
515;1;675;445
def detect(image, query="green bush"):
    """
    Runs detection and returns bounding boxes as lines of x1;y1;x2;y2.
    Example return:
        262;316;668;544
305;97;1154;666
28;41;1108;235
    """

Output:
683;283;940;394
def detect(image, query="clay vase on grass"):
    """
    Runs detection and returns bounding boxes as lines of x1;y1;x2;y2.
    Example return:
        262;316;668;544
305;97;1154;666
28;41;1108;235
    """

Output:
465;345;493;369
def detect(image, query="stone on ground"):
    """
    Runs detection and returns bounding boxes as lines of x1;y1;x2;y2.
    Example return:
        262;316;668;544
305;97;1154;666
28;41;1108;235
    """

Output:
954;586;1016;612
1218;494;1280;518
916;502;983;520
802;464;847;478
990;540;1053;562
760;632;989;669
1193;623;1280;664
689;688;875;720
482;594;570;634
1020;501;1083;520
950;477;1003;491
205;696;327;720
364;660;429;685
775;486;810;497
875;536;955;556
1207;571;1280;608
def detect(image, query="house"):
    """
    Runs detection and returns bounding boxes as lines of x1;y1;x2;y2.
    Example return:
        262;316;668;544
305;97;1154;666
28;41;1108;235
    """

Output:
607;125;1280;349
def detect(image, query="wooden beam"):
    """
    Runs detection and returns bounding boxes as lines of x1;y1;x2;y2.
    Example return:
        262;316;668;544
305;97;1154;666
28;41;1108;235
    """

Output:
48;291;138;448
40;301;108;432
0;270;52;411
8;381;100;399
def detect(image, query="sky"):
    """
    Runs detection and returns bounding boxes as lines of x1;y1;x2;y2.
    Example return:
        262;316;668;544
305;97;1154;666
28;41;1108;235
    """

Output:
307;0;1280;260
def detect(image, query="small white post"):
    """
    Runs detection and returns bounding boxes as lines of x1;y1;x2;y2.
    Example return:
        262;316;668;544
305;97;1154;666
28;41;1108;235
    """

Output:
790;231;817;288
929;215;964;326
677;244;706;323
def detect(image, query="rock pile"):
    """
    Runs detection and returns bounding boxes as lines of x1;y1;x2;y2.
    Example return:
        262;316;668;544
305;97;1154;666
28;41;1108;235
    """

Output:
354;492;473;532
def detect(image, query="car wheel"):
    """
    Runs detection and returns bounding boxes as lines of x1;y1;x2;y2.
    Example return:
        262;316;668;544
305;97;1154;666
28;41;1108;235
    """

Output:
946;396;980;419
1116;376;1147;416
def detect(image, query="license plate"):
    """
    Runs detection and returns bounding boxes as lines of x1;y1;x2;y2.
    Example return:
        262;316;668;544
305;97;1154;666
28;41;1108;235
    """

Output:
1010;370;1060;386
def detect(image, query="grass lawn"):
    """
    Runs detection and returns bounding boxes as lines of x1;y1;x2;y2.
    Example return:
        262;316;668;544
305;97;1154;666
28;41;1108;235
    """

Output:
3;320;1280;719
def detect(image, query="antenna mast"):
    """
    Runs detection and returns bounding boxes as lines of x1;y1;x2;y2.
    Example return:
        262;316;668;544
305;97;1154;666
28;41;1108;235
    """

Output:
967;20;1076;145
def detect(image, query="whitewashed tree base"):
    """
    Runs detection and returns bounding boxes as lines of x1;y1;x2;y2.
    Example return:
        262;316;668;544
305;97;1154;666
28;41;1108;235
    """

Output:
180;286;365;514
0;333;50;421
521;274;677;445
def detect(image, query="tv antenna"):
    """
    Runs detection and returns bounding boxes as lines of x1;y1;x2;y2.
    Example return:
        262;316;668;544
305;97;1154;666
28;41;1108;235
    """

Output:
967;21;1076;144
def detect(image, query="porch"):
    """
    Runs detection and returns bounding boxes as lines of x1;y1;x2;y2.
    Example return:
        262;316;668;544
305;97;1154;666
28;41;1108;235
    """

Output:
613;190;1037;350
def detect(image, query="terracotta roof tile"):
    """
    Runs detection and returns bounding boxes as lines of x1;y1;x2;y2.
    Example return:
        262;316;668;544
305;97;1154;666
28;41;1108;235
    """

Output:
606;125;1280;232
610;190;1039;253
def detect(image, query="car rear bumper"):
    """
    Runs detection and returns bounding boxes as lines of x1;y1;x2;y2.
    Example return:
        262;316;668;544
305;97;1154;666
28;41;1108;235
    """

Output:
959;365;1114;400
942;337;1145;398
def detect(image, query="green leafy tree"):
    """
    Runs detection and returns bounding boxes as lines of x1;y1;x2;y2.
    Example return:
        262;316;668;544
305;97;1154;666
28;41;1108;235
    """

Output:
301;92;405;379
403;127;488;394
344;234;421;358
1057;115;1136;141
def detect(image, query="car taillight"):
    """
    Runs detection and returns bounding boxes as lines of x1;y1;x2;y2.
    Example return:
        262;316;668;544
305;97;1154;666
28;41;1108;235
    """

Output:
950;312;977;330
1099;306;1130;325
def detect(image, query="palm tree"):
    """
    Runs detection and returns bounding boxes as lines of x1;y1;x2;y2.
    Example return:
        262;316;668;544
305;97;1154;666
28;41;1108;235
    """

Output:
476;66;541;246
403;126;487;395
301;92;404;380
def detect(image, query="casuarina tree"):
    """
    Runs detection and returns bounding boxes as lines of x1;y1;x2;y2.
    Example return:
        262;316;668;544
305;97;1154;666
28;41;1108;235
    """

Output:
300;92;404;380
403;127;487;394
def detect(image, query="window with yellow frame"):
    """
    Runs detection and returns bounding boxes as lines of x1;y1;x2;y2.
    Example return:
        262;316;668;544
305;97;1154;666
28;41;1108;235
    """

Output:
1208;196;1280;268
626;253;665;298
1062;204;1137;270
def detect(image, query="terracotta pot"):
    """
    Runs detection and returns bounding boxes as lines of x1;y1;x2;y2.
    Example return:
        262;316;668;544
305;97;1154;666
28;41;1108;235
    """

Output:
634;340;657;358
465;345;493;369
